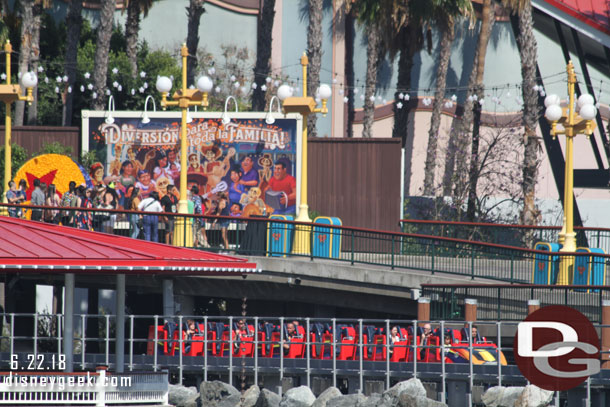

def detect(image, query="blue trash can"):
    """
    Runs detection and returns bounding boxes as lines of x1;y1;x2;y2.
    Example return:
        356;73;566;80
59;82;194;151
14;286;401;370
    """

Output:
313;217;342;259
266;215;294;257
574;247;606;292
532;242;561;284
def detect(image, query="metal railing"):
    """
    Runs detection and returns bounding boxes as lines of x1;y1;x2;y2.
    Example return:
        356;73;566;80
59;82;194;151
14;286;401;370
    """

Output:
422;284;610;323
400;219;610;253
0;313;607;405
3;204;610;286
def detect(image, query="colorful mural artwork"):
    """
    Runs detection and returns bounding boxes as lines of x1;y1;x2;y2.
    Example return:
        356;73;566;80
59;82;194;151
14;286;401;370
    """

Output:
86;116;299;217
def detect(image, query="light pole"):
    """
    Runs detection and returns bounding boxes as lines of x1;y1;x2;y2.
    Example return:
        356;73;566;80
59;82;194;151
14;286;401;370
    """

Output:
278;53;331;254
544;61;597;285
1;40;37;208
155;43;213;246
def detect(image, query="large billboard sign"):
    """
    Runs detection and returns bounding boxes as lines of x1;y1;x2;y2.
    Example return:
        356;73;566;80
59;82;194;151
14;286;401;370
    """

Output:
82;111;302;217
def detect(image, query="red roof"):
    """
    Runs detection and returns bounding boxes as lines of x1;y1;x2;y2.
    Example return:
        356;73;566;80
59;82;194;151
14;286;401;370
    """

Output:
0;217;259;275
544;0;610;36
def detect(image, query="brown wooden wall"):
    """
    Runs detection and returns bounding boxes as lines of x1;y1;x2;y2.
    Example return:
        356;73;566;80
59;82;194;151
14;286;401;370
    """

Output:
309;138;402;231
0;126;80;157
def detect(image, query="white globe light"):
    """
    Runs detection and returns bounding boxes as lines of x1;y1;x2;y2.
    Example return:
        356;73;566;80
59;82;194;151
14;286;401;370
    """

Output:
277;84;293;101
577;94;594;108
544;94;561;108
155;76;172;93
20;71;38;88
318;83;332;99
196;75;213;93
544;104;563;122
579;104;597;120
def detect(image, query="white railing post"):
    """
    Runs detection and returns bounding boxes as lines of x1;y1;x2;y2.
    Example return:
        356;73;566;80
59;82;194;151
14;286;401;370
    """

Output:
96;367;106;407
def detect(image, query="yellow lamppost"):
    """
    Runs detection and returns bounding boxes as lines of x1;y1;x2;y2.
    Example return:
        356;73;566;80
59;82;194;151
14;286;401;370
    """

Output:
154;43;213;246
544;61;597;285
278;53;331;254
1;40;37;210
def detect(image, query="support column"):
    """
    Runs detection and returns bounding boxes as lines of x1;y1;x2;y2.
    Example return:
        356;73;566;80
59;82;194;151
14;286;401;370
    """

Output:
162;279;175;322
464;299;477;322
63;273;74;373
527;299;540;315
417;297;430;325
115;274;126;373
602;300;610;369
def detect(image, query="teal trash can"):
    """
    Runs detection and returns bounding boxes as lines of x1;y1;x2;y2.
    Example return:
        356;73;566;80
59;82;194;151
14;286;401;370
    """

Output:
313;216;342;259
574;247;606;292
267;214;294;257
532;242;561;284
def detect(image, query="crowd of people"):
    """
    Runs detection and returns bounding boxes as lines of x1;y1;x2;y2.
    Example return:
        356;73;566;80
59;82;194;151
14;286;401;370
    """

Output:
5;145;298;251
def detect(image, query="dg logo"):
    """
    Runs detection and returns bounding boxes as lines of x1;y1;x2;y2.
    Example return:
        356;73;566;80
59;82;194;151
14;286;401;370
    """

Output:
513;305;600;391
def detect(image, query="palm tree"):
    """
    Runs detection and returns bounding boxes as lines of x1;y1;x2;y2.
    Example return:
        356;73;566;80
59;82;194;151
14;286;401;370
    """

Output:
502;0;541;227
124;0;154;78
350;1;384;138
62;0;83;126
93;0;116;111
186;0;205;87
306;0;323;137
464;0;494;221
251;0;275;112
15;0;48;125
423;0;472;195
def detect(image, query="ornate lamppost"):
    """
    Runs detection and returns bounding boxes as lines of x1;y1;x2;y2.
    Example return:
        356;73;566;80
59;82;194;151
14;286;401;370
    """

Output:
154;43;213;246
277;53;331;254
544;61;597;285
1;40;37;208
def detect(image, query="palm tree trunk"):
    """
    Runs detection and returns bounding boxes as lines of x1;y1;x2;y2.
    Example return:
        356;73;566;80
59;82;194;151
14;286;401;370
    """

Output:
15;0;35;126
125;0;141;79
25;2;42;125
362;24;381;138
252;0;275;112
186;0;205;88
392;24;420;144
517;4;540;227
424;20;455;195
465;0;494;221
93;0;116;111
62;0;83;126
306;0;323;138
344;6;355;138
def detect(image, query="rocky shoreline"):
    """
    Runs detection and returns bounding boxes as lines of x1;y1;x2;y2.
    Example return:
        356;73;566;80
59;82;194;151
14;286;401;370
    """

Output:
168;378;553;407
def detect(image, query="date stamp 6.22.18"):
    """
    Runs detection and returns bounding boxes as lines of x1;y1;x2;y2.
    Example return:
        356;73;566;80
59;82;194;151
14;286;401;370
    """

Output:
10;354;66;371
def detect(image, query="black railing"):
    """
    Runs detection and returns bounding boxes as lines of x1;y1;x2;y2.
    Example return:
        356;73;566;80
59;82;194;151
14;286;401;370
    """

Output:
422;284;610;323
3;203;610;286
400;219;609;252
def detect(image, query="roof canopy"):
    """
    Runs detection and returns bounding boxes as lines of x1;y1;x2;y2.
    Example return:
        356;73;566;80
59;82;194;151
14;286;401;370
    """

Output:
0;217;259;275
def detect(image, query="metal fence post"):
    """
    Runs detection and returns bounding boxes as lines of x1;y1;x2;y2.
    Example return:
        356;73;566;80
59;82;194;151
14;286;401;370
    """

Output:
33;312;38;358
359;319;363;393
81;314;86;370
153;315;158;372
391;235;395;270
351;230;355;265
306;318;311;388
471;248;475;280
129;315;134;371
385;319;390;389
228;316;233;387
178;315;183;385
204;315;208;382
254;316;258;387
332;318;337;388
440;320;445;404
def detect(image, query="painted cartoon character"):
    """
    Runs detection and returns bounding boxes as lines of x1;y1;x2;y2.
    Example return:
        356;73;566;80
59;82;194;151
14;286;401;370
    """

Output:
240;187;273;217
90;162;105;186
258;153;273;190
201;143;236;189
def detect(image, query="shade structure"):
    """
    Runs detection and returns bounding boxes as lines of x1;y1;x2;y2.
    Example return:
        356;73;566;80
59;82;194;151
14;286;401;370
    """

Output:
0;216;260;275
543;0;610;37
